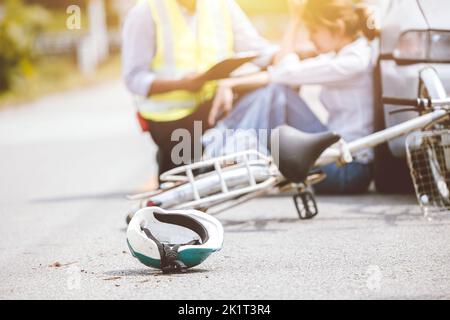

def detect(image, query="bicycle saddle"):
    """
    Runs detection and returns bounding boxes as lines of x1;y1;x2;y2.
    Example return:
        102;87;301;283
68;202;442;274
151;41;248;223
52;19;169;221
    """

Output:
272;125;341;183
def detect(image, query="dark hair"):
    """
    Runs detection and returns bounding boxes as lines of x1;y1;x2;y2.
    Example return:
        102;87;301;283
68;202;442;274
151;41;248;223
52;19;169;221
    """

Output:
302;0;379;41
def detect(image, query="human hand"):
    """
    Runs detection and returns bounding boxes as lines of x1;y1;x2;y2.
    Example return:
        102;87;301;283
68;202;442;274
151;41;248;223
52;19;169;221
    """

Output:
181;73;207;92
208;82;235;126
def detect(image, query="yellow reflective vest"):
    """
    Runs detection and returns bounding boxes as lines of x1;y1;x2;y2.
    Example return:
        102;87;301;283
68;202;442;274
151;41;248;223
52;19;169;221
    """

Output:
137;0;235;122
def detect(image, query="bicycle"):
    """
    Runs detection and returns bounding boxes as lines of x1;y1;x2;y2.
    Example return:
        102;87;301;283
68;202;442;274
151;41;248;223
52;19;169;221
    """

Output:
127;67;450;221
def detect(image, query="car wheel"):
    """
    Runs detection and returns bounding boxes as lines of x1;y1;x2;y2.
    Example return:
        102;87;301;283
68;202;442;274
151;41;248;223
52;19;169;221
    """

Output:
373;61;414;194
374;141;415;194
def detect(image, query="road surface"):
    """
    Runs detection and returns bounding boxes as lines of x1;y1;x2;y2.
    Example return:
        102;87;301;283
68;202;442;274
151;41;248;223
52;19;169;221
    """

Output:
1;81;449;300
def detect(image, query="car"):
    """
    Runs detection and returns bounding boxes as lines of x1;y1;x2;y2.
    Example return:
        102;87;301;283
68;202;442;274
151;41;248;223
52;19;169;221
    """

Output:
374;0;450;193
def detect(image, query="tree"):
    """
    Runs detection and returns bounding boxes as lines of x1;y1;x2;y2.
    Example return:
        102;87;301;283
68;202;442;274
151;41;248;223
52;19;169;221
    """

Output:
0;0;50;92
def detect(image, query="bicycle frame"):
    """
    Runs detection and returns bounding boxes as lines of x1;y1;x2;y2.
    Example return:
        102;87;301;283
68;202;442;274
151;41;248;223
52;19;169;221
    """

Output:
316;108;449;167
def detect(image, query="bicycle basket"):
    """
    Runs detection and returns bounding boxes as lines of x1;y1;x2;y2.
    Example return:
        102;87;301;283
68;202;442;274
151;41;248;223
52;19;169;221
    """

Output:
406;130;450;218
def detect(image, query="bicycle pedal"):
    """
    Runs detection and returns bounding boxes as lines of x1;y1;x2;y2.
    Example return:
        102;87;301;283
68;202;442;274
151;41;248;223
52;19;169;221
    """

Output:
293;189;319;220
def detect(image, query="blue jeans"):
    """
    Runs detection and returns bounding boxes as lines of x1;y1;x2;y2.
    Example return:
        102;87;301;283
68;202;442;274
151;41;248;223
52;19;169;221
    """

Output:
314;162;373;194
221;84;328;134
217;84;374;194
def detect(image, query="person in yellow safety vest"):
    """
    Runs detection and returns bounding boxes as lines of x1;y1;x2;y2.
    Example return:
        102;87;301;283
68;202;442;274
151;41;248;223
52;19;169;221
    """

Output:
122;0;277;177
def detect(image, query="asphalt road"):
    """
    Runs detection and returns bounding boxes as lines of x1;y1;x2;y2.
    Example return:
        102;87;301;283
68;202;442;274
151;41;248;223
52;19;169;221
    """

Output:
1;81;449;300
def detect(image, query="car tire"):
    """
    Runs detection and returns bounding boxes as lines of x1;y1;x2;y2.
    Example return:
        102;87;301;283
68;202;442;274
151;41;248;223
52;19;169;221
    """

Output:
374;142;414;194
373;61;414;194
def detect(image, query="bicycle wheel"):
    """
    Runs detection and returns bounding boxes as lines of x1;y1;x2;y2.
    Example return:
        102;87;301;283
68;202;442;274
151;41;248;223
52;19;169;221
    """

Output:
406;130;450;218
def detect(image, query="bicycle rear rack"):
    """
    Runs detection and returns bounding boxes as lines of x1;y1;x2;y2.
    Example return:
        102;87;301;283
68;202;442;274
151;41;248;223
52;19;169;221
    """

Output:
129;149;327;219
159;150;282;210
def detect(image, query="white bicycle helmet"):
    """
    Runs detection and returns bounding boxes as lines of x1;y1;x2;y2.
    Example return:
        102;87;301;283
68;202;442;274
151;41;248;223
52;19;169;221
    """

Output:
127;207;224;273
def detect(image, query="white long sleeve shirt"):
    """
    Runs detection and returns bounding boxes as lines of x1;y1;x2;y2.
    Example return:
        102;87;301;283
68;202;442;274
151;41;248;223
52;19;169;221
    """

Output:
122;0;277;97
269;38;375;162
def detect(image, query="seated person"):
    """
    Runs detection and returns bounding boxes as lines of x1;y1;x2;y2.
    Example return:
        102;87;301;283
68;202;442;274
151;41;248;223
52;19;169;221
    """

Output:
205;0;378;194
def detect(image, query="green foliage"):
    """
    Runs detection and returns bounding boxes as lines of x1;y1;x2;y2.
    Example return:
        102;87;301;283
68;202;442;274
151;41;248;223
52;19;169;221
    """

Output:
0;0;50;92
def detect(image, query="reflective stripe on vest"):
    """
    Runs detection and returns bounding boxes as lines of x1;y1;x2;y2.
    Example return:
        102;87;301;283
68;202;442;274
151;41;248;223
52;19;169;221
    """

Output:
137;0;234;122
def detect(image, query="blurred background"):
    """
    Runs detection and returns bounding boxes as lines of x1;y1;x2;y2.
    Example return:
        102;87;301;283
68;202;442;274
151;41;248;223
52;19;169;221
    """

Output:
0;0;290;108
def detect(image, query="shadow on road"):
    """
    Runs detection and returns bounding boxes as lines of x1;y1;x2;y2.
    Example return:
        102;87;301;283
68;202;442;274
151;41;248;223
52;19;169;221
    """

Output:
29;191;134;203
221;217;300;233
104;268;209;278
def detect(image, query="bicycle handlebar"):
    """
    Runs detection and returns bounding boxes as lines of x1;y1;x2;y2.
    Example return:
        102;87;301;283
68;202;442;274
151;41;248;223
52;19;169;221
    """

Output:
382;97;450;109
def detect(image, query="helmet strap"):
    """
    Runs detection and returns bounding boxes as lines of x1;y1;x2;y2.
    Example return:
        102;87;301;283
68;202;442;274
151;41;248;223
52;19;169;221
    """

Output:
142;227;199;274
160;244;187;274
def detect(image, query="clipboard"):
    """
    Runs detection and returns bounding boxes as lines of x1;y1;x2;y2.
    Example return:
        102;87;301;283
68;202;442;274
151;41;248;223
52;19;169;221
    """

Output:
202;52;259;81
